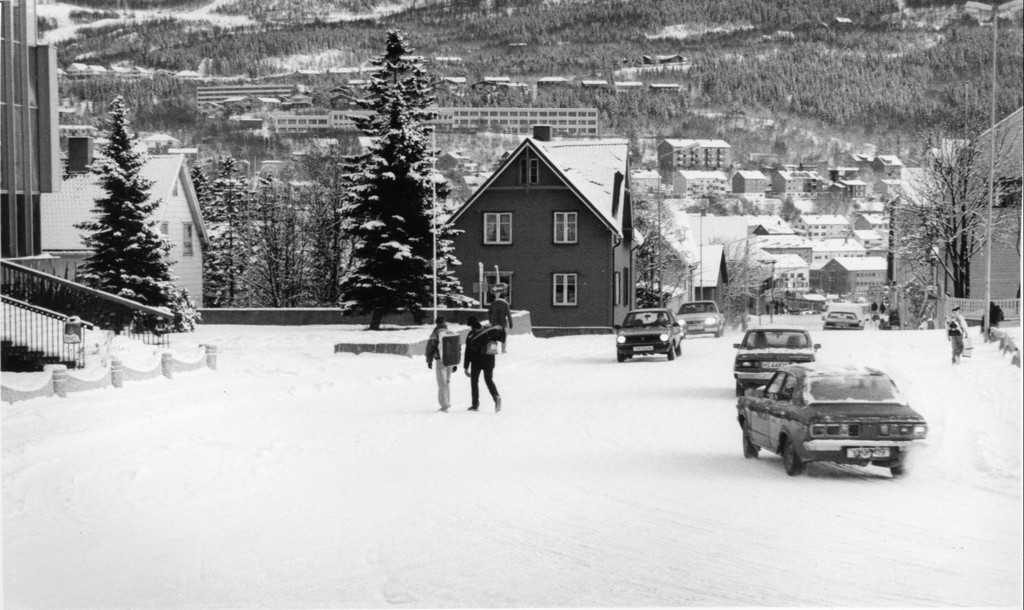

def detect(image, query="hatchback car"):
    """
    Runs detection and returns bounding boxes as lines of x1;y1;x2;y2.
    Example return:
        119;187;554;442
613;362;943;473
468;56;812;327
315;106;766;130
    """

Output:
677;301;725;337
615;308;685;362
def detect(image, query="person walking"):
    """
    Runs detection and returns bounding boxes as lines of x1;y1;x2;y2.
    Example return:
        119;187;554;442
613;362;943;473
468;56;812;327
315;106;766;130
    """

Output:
487;285;512;353
425;316;459;412
946;306;968;364
463;315;505;412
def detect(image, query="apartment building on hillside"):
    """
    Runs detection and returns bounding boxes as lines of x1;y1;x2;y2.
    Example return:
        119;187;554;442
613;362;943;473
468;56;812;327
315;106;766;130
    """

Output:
432;107;599;136
658;138;732;174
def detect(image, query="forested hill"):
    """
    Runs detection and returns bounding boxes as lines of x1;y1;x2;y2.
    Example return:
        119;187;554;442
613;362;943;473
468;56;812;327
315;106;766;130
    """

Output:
53;0;1023;154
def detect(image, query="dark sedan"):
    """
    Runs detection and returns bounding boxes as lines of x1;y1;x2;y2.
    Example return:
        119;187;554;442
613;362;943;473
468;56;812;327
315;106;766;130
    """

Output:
735;364;927;477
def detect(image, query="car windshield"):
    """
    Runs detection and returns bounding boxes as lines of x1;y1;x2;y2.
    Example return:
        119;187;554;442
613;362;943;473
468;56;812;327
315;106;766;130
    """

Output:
623;311;670;327
678;302;715;314
742;330;809;349
828;312;857;320
807;375;899;402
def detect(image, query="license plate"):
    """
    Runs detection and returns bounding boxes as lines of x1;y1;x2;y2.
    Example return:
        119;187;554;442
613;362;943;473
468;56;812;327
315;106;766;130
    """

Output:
762;361;787;368
846;447;891;458
634;346;654;352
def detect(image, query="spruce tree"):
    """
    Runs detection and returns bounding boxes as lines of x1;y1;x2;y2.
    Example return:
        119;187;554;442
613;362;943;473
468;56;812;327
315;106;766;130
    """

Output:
76;96;176;312
339;30;468;329
202;156;250;306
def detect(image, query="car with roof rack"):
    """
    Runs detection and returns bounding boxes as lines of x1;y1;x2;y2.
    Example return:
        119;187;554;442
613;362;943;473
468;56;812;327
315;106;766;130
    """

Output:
733;327;819;396
735;364;928;477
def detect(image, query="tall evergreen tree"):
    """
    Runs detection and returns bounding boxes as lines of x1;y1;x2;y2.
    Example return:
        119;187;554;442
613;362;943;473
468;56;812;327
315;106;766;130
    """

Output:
76;96;176;311
202;156;250;306
339;30;467;329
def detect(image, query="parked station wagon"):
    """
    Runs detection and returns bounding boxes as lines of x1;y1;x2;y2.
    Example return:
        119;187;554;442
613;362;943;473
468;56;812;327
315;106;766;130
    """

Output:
733;328;819;396
735;364;928;477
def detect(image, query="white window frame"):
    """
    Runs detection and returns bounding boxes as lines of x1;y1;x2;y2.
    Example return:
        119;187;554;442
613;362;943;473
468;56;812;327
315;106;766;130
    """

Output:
483;212;512;245
553;211;578;244
552;273;578;306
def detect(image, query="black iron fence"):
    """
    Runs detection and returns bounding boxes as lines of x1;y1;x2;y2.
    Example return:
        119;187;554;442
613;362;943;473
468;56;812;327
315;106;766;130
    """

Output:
1;295;93;369
1;260;172;347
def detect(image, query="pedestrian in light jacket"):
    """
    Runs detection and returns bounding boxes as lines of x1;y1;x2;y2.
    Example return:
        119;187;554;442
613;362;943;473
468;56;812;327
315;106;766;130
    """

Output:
463;315;505;412
946;306;969;364
425;316;458;412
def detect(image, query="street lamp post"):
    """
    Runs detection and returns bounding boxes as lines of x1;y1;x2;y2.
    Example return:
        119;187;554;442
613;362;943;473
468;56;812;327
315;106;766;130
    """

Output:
430;129;438;323
981;0;1020;335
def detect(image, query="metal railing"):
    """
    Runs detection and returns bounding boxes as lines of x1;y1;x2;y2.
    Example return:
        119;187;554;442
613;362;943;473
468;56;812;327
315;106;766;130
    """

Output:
1;260;172;346
1;295;93;369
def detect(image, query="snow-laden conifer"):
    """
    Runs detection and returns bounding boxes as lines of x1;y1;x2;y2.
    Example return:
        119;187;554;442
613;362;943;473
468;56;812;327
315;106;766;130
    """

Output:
339;30;470;329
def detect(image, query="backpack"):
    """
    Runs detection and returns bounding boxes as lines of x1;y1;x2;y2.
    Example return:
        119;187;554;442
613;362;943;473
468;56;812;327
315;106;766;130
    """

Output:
439;331;462;366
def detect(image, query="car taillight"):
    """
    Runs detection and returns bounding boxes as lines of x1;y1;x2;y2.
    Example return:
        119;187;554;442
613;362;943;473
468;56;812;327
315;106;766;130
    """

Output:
738;361;757;368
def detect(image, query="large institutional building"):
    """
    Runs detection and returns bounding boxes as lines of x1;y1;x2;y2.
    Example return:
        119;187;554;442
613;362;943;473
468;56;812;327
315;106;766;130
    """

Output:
1;0;61;258
432;107;599;136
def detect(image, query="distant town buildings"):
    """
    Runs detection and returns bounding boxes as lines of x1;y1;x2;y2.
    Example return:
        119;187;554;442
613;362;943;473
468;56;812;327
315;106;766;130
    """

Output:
196;84;295;105
658;138;732;174
432;107;599;136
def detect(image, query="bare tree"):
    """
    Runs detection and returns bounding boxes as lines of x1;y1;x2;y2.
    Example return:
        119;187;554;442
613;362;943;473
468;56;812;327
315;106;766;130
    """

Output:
894;130;1016;298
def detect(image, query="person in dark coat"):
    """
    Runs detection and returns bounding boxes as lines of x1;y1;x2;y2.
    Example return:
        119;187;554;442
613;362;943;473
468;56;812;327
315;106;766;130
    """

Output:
487;285;513;353
989;301;1004;329
463;315;505;412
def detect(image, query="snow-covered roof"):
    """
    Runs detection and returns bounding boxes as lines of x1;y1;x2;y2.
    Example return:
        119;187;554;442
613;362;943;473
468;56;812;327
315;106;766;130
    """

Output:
852;229;882;242
677;170;728;180
663;138;731;149
874;154;903;167
734;170;767;180
450;137;630;238
761;252;808;270
827;257;887;271
537;76;570;83
41;154;208;251
614;81;644;88
753;234;812;249
838;179;868;187
800;214;849;226
811;238;866;253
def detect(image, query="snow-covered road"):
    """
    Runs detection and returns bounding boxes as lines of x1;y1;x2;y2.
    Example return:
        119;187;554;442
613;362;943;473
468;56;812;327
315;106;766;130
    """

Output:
3;321;1022;608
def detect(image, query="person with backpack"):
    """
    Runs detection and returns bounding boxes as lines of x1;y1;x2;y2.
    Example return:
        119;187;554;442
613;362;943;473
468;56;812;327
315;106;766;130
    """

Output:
463;315;505;412
487;285;513;353
946;306;968;364
425;316;460;412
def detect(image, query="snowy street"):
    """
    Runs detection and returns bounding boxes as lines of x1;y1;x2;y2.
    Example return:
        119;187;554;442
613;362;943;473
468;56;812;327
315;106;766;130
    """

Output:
3;320;1022;608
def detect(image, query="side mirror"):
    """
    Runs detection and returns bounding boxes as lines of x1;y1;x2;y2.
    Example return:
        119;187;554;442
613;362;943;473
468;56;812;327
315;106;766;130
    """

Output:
732;343;741;349
813;343;821;351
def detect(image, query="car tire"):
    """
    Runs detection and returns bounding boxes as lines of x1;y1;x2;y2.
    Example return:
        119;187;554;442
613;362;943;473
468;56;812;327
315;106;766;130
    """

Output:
742;430;759;458
674;342;682;356
616;353;626;363
889;463;905;477
667;345;676;361
715;325;723;338
782;439;805;476
735;382;745;397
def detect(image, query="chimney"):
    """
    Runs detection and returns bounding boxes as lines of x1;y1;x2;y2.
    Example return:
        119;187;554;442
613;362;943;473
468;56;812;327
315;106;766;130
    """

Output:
532;124;552;142
67;136;94;173
611;171;623;218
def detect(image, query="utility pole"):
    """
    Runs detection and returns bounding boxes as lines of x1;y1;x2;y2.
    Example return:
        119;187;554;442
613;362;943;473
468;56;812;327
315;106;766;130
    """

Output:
657;187;664;307
983;2;999;336
431;129;438;323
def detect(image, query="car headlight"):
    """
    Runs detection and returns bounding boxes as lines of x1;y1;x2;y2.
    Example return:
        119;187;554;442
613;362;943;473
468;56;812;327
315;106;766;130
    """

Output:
912;424;927;438
705;317;717;324
658;333;669;342
616;335;626;344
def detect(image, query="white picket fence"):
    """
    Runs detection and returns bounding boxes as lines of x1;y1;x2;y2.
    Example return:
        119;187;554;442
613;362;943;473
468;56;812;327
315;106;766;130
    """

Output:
938;297;1021;324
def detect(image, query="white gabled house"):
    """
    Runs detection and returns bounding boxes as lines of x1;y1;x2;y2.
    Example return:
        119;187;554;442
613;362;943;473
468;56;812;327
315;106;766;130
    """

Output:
39;144;208;305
